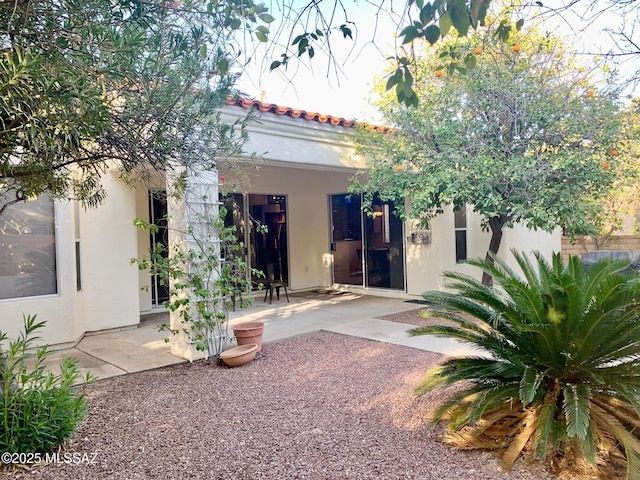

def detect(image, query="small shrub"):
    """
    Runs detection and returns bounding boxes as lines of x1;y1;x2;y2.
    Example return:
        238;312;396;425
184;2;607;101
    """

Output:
411;250;640;479
1;314;93;455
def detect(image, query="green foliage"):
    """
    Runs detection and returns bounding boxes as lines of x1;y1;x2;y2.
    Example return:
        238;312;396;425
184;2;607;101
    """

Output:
353;21;623;276
391;0;498;106
132;177;262;359
410;250;640;478
0;0;272;209
0;315;93;456
590;98;640;244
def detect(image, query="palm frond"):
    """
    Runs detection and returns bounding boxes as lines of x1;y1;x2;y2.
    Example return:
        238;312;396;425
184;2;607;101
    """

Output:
591;394;640;432
532;401;558;460
469;383;521;422
424;385;486;427
415;366;449;395
421;289;503;325
578;423;598;466
591;403;640;480
519;366;544;406
444;404;523;450
563;383;592;440
502;408;539;470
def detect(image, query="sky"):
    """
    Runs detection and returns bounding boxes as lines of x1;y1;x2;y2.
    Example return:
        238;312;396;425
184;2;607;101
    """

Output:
235;1;400;122
234;1;639;123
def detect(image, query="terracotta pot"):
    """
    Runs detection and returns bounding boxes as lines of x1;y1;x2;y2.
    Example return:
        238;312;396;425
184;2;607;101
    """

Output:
219;344;258;367
232;322;265;351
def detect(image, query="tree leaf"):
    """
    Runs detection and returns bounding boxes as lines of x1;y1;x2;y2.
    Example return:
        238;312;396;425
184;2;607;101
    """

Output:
420;4;433;26
425;24;441;45
439;11;452;37
339;24;353;39
401;25;420;44
464;53;477;69
450;0;471;36
386;70;401;91
217;58;229;74
269;60;281;71
255;30;268;42
259;13;275;24
470;0;490;28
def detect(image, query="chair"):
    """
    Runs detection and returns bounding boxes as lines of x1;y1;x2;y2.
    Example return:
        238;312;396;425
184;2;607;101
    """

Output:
263;263;289;304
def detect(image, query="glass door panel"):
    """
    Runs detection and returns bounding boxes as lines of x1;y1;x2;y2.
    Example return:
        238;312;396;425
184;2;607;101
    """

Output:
330;194;363;285
149;190;169;307
248;194;288;288
220;193;248;287
364;196;405;289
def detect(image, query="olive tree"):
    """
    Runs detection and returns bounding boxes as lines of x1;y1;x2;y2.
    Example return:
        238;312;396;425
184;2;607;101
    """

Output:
0;0;274;214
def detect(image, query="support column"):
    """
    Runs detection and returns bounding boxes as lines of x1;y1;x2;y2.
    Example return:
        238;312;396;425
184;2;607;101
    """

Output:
166;167;221;361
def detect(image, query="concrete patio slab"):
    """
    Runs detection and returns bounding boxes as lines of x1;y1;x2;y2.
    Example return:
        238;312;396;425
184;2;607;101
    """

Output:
39;292;488;382
76;330;183;374
40;348;127;380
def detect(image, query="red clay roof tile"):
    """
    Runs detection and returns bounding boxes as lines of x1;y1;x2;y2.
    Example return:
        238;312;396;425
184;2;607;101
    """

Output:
226;97;390;133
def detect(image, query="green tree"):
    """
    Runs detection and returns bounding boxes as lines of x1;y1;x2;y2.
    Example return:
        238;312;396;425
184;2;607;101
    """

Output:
410;251;640;479
352;21;624;285
0;0;274;213
589;98;640;247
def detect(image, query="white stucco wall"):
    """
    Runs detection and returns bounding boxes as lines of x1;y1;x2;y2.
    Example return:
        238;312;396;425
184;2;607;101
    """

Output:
0;201;80;346
500;224;563;273
80;171;140;332
0;104;564;348
0;170;141;347
405;207;492;295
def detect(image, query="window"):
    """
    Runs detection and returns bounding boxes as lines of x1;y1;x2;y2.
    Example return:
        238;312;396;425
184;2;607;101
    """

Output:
0;192;57;300
454;205;467;263
73;199;82;291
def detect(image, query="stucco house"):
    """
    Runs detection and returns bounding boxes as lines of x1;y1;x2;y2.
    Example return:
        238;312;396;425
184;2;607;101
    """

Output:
0;98;560;355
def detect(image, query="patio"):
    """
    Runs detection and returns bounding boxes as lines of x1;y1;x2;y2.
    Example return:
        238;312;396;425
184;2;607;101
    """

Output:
42;292;482;383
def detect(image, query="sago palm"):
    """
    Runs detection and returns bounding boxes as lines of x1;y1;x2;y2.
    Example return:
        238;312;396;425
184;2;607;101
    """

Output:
410;250;640;479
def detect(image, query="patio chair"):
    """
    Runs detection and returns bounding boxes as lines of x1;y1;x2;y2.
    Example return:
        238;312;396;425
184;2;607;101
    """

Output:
263;263;289;304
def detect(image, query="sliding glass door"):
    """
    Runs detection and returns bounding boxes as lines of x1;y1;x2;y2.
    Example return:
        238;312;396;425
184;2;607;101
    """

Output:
330;194;404;290
221;193;289;289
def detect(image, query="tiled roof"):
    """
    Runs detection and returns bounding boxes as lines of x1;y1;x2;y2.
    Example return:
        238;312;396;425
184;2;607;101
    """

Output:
226;97;390;133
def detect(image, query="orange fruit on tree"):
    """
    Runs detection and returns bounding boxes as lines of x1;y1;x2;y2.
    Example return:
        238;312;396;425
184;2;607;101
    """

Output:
578;67;585;73
609;148;619;157
512;44;520;53
586;89;594;97
474;47;482;55
602;161;611;169
394;165;403;172
435;70;443;78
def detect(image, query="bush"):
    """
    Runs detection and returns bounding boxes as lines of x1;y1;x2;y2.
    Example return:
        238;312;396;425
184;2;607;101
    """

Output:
410;250;640;479
1;315;93;455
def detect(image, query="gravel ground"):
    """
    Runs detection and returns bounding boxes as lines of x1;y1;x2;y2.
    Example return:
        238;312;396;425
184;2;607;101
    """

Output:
378;307;439;327
3;331;554;480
